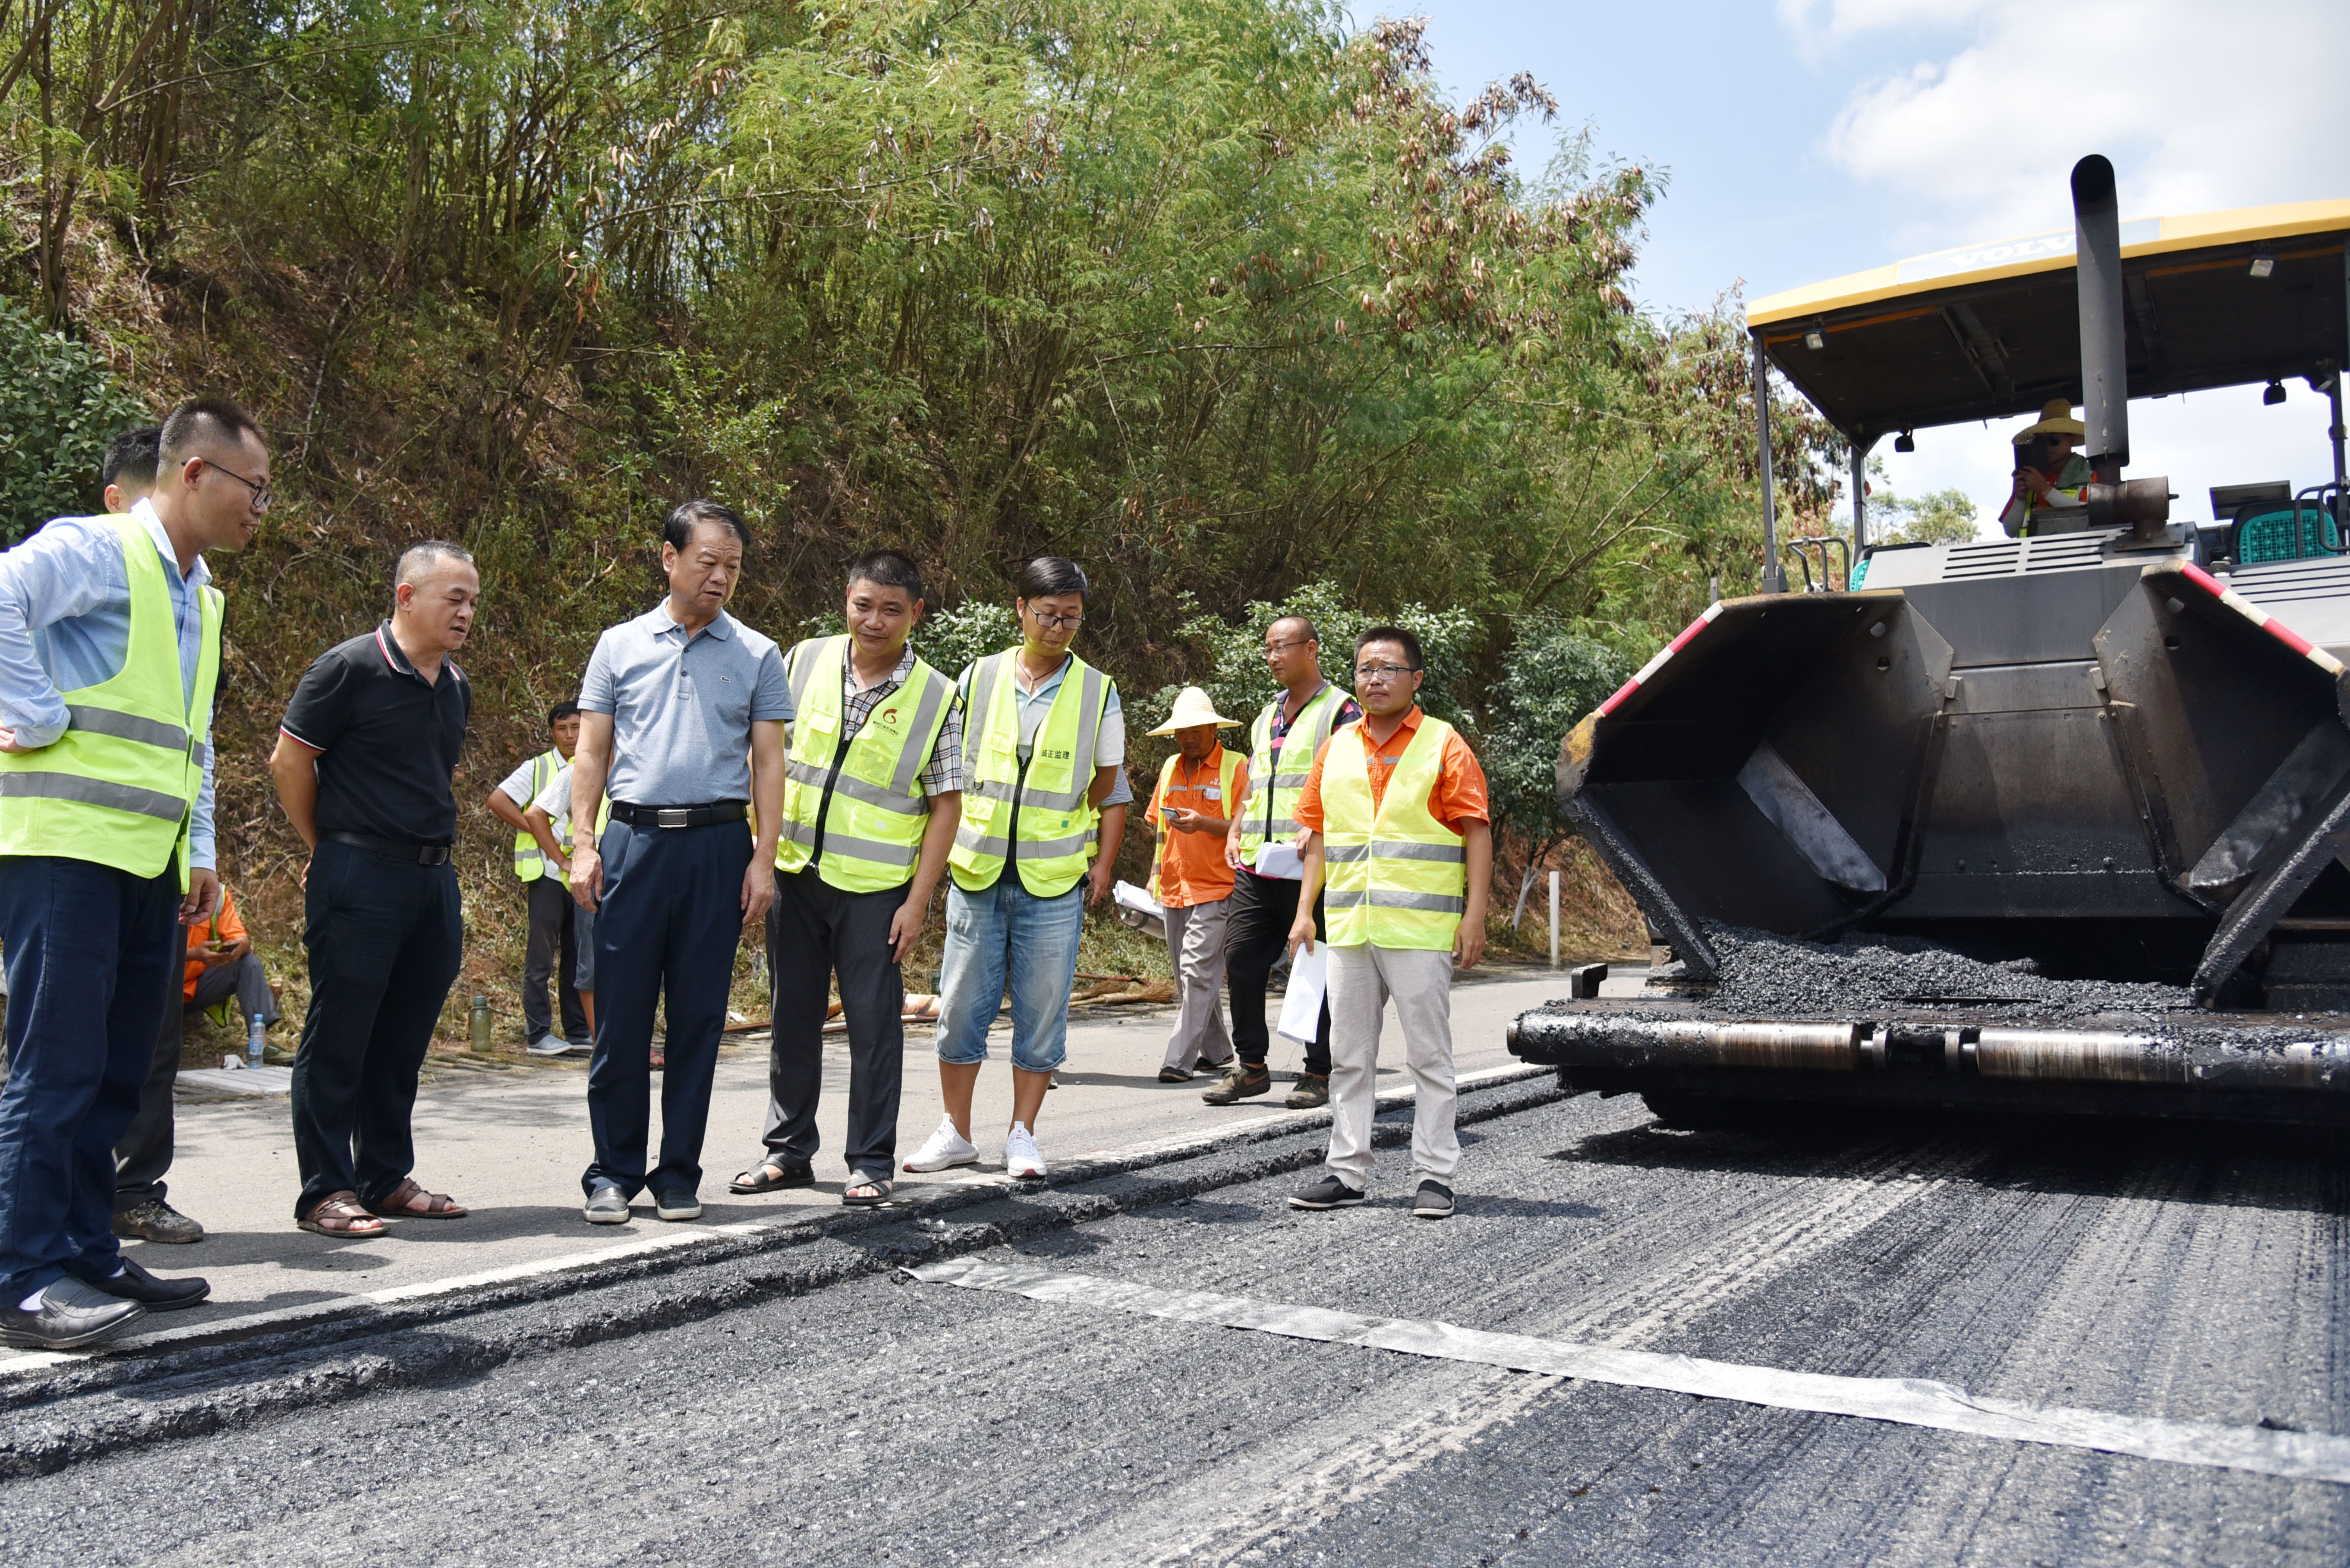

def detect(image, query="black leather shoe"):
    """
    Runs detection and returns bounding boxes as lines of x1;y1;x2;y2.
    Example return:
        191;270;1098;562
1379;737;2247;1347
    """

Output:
82;1254;210;1311
0;1276;147;1349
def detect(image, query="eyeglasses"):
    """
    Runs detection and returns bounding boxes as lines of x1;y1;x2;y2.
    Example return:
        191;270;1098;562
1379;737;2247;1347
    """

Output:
204;459;272;510
1354;663;1419;680
1026;607;1083;631
1263;639;1313;654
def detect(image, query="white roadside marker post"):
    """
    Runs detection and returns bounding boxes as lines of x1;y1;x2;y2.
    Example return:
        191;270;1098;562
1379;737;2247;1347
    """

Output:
1548;869;1560;969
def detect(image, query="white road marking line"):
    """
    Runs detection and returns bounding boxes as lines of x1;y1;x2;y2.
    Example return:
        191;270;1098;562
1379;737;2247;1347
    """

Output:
906;1258;2350;1486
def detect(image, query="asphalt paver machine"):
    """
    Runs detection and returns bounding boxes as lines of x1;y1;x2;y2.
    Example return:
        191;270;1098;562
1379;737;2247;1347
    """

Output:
1510;158;2350;1125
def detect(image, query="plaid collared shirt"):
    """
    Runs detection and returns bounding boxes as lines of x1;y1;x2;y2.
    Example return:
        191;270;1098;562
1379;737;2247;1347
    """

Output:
796;640;964;797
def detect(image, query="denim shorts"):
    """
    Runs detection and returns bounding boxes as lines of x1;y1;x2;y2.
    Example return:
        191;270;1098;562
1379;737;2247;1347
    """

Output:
933;874;1085;1073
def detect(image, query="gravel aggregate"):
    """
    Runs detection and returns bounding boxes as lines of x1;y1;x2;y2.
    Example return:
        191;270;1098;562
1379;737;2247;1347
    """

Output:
1695;923;2193;1022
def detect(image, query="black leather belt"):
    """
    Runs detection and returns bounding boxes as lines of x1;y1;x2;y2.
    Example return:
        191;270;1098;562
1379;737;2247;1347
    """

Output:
607;801;749;829
323;830;453;865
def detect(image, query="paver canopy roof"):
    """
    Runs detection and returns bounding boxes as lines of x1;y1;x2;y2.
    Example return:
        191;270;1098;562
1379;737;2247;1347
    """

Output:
1746;199;2350;439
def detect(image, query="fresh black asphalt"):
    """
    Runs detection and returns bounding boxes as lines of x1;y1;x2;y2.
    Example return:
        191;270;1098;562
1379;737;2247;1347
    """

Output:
1;1077;2343;1565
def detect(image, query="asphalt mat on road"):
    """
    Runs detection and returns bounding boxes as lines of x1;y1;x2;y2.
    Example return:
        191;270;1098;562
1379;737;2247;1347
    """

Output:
2;1079;2346;1566
27;967;1589;1356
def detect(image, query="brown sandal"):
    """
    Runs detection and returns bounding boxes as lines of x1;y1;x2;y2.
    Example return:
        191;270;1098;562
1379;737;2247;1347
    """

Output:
365;1177;468;1219
298;1191;387;1237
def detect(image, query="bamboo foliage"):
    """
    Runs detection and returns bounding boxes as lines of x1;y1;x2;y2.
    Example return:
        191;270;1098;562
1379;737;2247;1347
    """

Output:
0;0;1841;906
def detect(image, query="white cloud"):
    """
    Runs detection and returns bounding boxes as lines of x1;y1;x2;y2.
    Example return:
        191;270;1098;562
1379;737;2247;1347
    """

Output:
1809;0;2347;247
1793;0;2346;532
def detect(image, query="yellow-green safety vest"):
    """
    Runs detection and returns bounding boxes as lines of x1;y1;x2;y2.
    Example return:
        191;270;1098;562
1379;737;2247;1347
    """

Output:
950;648;1110;898
511;747;564;880
1318;716;1468;950
1235;682;1347;860
775;635;956;895
542;765;609;857
0;515;220;887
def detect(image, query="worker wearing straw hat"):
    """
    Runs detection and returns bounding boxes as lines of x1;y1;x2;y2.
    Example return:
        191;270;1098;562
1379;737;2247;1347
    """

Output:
1144;687;1249;1082
1999;399;2091;537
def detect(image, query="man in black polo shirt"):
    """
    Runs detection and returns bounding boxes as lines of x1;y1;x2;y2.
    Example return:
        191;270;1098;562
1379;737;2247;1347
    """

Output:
267;542;477;1238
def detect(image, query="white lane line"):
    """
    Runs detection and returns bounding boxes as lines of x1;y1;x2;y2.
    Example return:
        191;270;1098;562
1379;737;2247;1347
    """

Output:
906;1258;2350;1487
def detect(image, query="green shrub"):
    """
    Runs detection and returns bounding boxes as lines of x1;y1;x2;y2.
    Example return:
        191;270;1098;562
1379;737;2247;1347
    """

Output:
0;298;150;544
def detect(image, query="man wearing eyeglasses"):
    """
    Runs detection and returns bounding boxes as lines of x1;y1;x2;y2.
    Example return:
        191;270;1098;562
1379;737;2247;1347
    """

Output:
1283;626;1491;1221
904;556;1122;1182
1208;615;1360;1109
0;398;269;1347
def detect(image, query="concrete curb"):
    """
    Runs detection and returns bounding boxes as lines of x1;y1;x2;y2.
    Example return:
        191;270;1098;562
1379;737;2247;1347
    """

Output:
0;1069;1566;1479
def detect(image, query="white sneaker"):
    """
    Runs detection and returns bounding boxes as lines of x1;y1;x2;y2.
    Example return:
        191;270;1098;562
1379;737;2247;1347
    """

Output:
525;1034;568;1057
903;1116;980;1173
1004;1123;1047;1179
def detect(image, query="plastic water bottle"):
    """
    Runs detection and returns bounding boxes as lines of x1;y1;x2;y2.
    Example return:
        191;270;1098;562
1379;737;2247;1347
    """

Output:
248;1013;266;1072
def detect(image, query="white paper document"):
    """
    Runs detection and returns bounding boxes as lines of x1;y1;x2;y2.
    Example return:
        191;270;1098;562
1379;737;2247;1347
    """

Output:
1113;879;1165;920
1277;942;1328;1044
1252;842;1305;879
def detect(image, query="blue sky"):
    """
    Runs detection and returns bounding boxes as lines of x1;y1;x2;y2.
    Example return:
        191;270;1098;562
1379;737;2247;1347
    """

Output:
1372;0;2349;532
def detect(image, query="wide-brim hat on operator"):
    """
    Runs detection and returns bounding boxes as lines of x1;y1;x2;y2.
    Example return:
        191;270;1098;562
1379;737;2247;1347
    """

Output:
1148;685;1239;736
2013;398;2086;445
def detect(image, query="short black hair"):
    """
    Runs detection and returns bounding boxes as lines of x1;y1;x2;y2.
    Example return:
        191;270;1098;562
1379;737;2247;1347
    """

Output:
1018;556;1089;603
663;499;751;554
847;549;925;604
157;397;267;478
102;426;160;491
548;700;580;726
1268;613;1319;644
1353;624;1425;671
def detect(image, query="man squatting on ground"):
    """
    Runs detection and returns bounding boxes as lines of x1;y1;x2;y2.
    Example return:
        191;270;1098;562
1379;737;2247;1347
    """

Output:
1143;686;1246;1082
572;500;789;1226
727;551;962;1208
486;699;590;1055
1208;615;1360;1110
903;556;1123;1180
271;541;481;1238
1286;626;1491;1221
0;398;268;1349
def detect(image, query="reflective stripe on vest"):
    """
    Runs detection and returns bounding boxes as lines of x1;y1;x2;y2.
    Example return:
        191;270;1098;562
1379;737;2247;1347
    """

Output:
1318;716;1467;951
0;516;219;886
1236;683;1345;858
512;748;562;880
949;648;1108;898
774;635;956;894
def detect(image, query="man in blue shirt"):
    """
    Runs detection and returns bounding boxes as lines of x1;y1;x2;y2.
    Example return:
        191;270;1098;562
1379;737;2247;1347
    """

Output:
0;398;266;1349
568;500;790;1225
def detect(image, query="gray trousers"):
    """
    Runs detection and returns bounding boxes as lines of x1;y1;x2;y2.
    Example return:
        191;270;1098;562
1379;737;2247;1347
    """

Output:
763;866;904;1181
1160;899;1234;1073
117;952;279;1209
1323;942;1458;1189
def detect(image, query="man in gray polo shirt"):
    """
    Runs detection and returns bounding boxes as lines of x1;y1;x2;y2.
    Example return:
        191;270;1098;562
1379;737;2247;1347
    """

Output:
567;499;790;1225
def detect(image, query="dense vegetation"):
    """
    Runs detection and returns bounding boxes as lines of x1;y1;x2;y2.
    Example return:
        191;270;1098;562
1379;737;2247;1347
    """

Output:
1;0;1842;1002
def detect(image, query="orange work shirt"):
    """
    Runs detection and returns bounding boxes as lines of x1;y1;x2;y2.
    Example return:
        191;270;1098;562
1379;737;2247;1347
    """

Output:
1148;745;1248;907
183;886;248;1003
1294;706;1488;837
